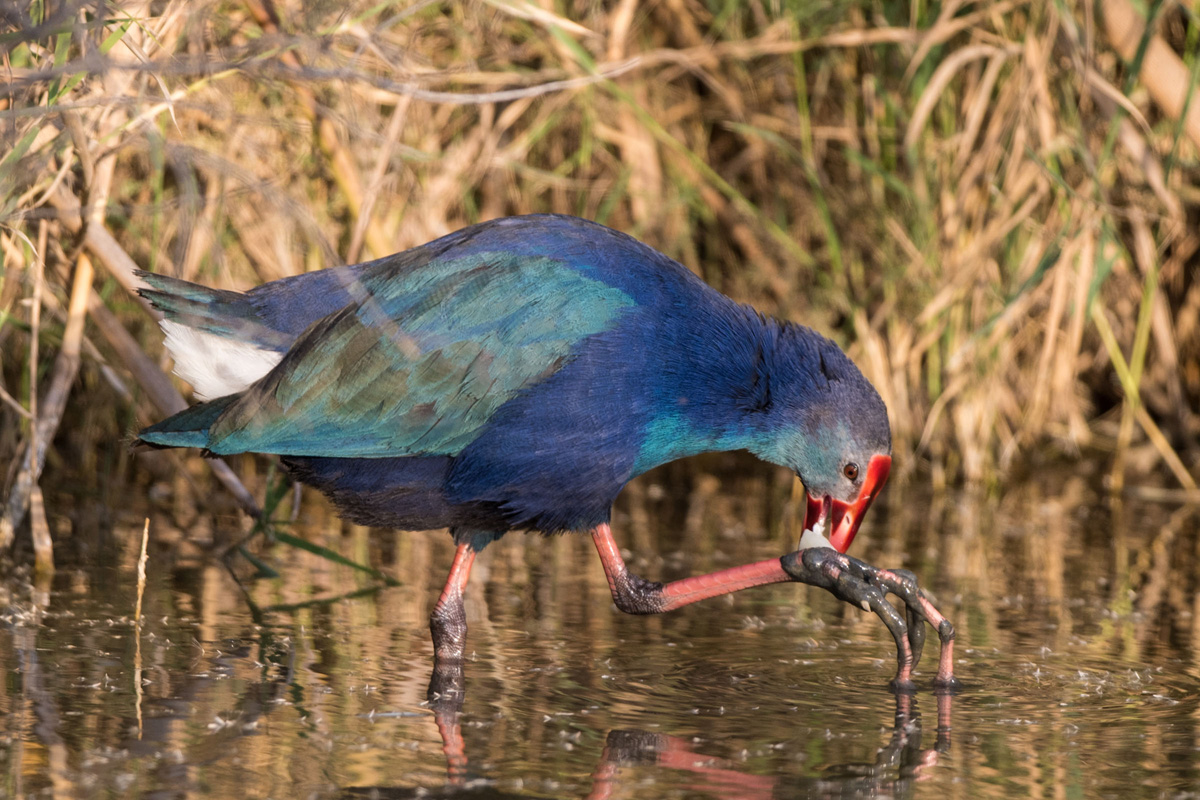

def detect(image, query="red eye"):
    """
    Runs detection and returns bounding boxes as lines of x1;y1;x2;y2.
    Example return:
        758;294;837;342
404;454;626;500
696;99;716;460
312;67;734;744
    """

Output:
843;463;859;481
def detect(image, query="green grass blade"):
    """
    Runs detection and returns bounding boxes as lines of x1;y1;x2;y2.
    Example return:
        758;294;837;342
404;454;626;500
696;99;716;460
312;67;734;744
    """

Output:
270;530;399;585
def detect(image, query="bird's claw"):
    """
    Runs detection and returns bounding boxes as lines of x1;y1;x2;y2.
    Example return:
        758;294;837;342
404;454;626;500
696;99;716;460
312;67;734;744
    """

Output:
780;548;956;691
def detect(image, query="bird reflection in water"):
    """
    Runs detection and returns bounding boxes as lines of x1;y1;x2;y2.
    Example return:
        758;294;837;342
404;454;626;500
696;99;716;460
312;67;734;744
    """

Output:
417;661;953;799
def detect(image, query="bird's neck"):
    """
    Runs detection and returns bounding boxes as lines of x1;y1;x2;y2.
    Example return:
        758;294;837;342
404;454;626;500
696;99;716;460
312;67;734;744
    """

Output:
631;308;815;476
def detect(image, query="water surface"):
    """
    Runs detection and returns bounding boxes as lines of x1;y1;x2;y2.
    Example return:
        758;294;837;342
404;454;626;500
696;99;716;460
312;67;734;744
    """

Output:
3;456;1198;798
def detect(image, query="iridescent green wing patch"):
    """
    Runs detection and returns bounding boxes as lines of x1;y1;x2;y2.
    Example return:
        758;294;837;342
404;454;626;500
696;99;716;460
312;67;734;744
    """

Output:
205;253;634;457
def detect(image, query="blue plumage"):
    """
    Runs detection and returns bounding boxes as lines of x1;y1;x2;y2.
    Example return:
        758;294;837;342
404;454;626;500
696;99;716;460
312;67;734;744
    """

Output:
139;215;890;538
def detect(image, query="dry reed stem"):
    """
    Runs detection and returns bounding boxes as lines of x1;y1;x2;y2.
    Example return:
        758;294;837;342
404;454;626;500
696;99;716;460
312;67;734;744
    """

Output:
905;44;1016;154
483;0;600;40
346;94;412;264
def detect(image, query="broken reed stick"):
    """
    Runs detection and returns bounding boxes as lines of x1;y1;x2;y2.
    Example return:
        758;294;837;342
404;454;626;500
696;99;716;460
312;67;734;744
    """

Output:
1124;485;1200;504
135;517;150;622
29;486;53;576
135;518;149;740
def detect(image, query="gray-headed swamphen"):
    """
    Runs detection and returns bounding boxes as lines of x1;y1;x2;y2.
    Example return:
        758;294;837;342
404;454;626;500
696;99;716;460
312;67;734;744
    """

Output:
137;215;956;690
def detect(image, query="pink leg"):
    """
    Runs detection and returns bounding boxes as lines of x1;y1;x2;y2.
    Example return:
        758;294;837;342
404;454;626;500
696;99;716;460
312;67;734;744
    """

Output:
594;523;958;690
591;523;792;614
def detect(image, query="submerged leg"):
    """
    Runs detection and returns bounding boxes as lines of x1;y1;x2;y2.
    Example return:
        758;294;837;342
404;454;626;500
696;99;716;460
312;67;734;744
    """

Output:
430;545;475;664
430;531;494;664
427;531;497;786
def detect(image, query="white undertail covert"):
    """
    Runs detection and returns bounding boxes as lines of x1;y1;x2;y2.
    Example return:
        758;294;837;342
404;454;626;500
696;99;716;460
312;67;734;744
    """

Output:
160;320;282;402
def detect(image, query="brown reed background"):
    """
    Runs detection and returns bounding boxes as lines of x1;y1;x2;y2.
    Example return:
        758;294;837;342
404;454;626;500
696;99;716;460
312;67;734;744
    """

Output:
1;0;1198;564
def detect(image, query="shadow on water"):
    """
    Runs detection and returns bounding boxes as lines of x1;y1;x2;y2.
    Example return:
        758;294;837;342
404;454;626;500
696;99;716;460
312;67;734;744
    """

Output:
3;454;1200;798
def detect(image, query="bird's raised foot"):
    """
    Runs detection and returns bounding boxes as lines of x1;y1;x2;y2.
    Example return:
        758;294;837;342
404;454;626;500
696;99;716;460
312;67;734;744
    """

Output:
780;547;956;689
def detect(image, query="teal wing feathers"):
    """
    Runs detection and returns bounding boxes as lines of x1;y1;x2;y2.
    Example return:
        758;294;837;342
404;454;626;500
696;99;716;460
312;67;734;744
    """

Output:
203;252;636;457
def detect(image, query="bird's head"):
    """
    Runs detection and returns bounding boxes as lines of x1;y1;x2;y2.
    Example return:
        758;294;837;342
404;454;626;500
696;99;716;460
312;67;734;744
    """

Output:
753;329;892;553
792;369;891;553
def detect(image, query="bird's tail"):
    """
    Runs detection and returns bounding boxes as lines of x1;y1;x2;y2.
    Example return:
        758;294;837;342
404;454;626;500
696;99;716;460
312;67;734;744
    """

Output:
136;394;239;450
136;271;289;402
136;270;289;348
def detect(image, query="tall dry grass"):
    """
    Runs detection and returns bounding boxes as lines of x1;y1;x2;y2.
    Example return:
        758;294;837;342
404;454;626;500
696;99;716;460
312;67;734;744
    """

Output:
0;0;1198;561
